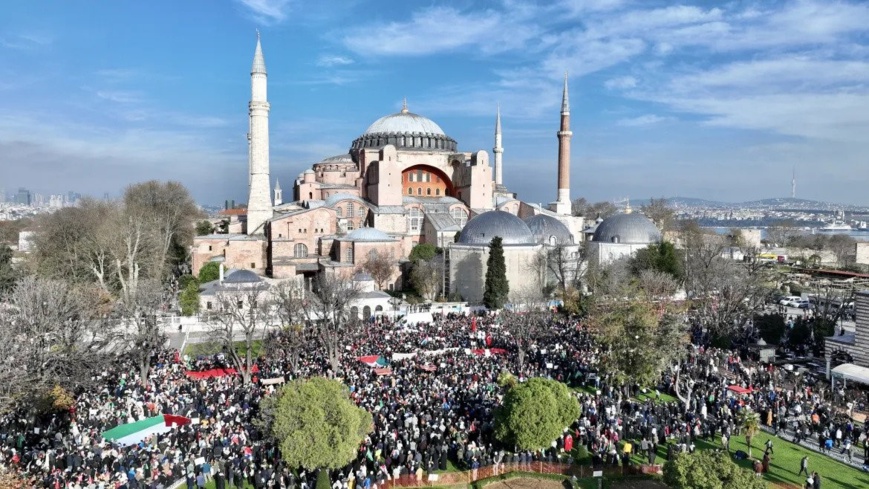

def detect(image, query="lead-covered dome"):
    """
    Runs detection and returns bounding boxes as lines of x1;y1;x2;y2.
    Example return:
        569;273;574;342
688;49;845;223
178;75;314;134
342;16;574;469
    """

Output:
524;214;574;245
344;227;393;242
592;213;661;244
458;210;535;246
351;103;457;152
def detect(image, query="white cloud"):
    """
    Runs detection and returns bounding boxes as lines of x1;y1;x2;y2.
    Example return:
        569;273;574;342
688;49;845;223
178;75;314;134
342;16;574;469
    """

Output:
342;6;539;56
616;114;670;126
316;55;354;67
604;76;637;90
235;0;292;24
95;90;144;104
0;32;53;50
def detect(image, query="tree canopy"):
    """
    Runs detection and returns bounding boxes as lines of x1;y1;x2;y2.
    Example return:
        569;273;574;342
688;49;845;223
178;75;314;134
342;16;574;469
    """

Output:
409;243;438;262
587;299;687;387
630;241;683;281
495;378;580;450
269;377;372;470
199;261;220;284
664;451;767;489
484;237;509;310
0;243;16;295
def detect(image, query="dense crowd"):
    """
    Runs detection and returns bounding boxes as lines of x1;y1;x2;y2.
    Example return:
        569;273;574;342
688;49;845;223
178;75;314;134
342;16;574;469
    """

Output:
1;310;867;488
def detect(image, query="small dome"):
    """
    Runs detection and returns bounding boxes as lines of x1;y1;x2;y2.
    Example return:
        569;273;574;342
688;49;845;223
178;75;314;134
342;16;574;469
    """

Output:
353;271;374;282
524;214;574;245
458;210;535;246
345;227;392;241
592;213;661;244
223;269;262;284
321;154;353;163
304;169;315;174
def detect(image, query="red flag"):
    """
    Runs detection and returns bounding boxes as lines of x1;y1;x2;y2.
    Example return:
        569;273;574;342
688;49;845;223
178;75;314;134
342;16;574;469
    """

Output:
471;317;477;333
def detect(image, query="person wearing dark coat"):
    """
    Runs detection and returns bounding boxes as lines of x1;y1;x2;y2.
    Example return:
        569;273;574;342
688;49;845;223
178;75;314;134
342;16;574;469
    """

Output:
215;470;226;489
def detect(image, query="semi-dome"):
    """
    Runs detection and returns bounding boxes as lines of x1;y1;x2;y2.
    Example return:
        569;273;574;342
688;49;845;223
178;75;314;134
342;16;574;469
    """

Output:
458;210;535;246
524;214;574;245
592;213;661;244
351;102;457;152
345;227;393;241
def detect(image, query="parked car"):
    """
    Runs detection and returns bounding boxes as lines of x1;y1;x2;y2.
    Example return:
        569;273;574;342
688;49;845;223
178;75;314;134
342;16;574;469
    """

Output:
796;300;811;309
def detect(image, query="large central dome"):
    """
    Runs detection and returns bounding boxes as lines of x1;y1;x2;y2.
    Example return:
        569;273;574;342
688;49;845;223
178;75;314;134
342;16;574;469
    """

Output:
351;102;457;152
364;110;446;136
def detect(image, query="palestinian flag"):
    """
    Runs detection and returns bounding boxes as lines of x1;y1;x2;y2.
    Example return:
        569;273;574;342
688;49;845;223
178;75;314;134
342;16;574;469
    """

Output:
102;414;190;446
358;355;389;368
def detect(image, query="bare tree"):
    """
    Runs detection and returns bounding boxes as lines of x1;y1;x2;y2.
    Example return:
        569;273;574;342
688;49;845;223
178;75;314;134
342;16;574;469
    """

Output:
302;273;361;373
207;283;271;385
410;258;444;301
271;279;308;374
361;250;395;290
501;287;549;373
641;197;676;233
116;279;167;386
572;198;617;219
0;277;112;414
533;243;584;293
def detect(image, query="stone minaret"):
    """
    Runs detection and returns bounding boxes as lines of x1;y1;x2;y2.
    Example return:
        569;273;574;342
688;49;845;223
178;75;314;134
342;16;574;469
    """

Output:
550;72;572;215
274;179;282;206
493;105;503;186
246;31;272;235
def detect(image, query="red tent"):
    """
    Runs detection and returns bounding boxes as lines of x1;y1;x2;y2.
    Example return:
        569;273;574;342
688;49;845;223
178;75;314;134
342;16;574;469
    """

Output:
727;385;752;394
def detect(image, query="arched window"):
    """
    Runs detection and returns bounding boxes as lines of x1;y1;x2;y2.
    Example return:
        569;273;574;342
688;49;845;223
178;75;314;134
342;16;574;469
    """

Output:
357;207;366;217
408;207;422;233
294;243;308;258
336;207;343;217
426;188;432;196
348;203;354;217
450;207;468;227
549;236;557;246
436;189;441;196
417;188;422;195
346;247;354;263
408;188;413;195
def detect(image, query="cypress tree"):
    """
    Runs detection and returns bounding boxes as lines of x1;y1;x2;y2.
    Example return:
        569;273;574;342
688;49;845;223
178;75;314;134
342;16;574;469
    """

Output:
483;236;509;309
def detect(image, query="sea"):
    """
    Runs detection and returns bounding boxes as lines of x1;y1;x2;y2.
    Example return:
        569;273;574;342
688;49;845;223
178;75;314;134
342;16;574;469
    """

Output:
707;227;869;242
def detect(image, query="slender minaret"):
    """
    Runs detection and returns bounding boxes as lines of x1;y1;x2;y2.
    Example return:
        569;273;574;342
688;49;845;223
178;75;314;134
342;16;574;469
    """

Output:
791;167;796;199
551;72;573;215
246;31;272;235
274;179;282;206
493;104;503;186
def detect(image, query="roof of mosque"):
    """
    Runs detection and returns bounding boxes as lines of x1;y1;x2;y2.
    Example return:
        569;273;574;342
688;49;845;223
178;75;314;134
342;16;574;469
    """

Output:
457;210;535;246
592;212;661;244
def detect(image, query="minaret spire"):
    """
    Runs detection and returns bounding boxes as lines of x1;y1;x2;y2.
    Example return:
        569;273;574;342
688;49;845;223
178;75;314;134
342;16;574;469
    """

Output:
493;104;503;186
274;178;282;206
550;72;573;215
401;97;408;114
246;31;272;235
791;166;796;199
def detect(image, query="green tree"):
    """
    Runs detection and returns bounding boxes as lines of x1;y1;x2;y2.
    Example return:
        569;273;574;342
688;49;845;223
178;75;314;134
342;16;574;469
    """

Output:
195;220;214;236
409;242;438;262
199;261;220;283
588;299;687;388
483;236;509;309
179;281;200;316
630;241;683;280
316;471;331;489
664;451;767;489
495;378;580;450
0;243;16;294
641;197;676;232
739;408;761;457
269;377;372;471
754;313;785;344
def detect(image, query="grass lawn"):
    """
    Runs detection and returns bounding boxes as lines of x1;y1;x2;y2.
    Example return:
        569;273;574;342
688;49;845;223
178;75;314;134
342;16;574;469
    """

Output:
634;391;677;404
183;339;264;360
627;430;869;489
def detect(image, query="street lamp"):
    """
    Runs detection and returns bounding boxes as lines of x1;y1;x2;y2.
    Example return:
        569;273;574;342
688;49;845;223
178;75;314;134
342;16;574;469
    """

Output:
389;294;405;322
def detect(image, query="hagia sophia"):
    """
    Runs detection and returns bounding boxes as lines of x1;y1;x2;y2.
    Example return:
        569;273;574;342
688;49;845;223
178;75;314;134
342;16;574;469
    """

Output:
192;35;661;303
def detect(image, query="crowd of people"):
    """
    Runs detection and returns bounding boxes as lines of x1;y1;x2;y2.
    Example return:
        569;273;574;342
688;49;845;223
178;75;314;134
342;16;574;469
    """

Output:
1;310;867;488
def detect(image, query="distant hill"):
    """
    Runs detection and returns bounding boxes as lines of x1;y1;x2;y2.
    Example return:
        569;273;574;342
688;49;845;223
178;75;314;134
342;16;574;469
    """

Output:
630;196;864;211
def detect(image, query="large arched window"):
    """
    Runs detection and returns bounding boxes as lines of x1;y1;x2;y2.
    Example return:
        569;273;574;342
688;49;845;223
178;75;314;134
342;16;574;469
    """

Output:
294;243;308;258
450;207;468;227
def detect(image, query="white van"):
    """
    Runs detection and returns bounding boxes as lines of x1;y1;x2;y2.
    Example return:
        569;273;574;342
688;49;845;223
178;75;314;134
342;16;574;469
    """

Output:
779;296;800;306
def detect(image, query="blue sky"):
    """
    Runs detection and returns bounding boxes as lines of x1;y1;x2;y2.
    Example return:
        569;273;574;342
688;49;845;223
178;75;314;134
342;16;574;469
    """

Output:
2;0;869;206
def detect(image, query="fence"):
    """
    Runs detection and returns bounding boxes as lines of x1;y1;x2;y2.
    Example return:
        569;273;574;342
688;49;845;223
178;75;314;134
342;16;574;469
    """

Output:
381;462;661;488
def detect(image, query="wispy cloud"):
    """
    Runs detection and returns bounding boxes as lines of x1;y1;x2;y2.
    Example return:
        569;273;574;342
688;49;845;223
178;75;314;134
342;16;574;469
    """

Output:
1;32;53;50
234;0;292;24
95;90;144;104
342;5;539;56
316;55;354;67
604;76;637;90
616;114;671;127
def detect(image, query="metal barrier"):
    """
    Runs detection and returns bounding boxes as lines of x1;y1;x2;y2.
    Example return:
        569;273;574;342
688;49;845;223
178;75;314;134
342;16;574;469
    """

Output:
381;462;658;488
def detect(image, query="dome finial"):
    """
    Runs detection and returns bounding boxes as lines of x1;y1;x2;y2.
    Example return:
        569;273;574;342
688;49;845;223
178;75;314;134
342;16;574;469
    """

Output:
625;197;632;214
401;97;408;114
